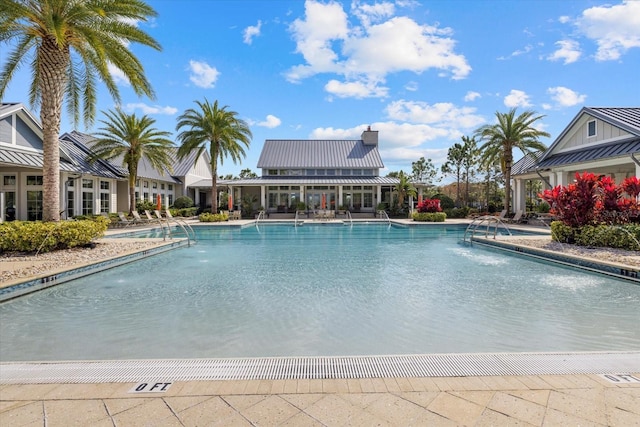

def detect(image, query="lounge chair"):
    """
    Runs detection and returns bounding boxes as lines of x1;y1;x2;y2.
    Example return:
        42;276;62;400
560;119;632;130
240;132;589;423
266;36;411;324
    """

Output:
117;212;133;227
497;209;508;220
506;210;527;224
132;211;150;224
144;210;156;221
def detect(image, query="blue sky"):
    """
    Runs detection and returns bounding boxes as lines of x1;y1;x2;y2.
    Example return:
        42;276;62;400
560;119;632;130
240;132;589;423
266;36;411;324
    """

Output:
2;0;639;179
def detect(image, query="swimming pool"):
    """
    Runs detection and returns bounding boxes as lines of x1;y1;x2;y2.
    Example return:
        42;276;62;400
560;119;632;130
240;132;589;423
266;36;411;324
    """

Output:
1;224;639;361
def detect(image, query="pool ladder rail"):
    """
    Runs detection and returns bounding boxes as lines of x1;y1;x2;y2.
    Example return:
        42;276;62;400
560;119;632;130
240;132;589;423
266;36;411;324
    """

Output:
153;209;196;246
463;215;512;244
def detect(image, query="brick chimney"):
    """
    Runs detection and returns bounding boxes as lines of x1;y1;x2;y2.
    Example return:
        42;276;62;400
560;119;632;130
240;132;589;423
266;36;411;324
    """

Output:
361;126;378;145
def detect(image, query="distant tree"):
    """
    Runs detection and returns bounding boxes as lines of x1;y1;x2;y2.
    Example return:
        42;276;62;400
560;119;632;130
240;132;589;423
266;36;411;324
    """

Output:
0;0;161;221
219;174;235;180
411;157;438;185
239;168;258;178
90;110;173;215
461;136;479;207
386;171;403;178
441;144;465;207
474;108;549;213
176;99;252;213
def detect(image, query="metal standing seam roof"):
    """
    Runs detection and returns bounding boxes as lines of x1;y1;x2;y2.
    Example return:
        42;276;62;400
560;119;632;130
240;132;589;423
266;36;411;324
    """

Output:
536;136;640;169
192;176;400;188
510;151;544;176
588;107;640;134
257;140;385;169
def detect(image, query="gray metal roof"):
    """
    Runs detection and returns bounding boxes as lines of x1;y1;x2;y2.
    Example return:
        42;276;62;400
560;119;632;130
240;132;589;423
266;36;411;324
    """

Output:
536;136;640;169
511;151;544;176
257;139;384;169
0;143;121;178
588;107;640;134
191;176;400;188
63;131;181;183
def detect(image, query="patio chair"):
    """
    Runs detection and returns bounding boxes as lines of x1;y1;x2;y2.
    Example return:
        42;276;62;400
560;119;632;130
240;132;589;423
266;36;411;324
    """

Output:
131;211;150;224
117;212;133;227
497;209;508;220
144;210;156;221
506;210;527;224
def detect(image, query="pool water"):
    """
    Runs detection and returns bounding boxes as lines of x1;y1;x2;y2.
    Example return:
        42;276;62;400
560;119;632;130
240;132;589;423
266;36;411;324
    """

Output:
1;224;639;361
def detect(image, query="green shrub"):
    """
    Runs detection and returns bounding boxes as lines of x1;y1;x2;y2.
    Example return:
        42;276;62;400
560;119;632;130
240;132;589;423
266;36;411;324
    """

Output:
199;212;228;222
136;200;156;212
432;194;455;209
169;207;198;217
412;212;446;222
0;216;108;253
443;207;469;218
576;224;640;250
535;201;551;213
173;196;194;209
550;221;576;244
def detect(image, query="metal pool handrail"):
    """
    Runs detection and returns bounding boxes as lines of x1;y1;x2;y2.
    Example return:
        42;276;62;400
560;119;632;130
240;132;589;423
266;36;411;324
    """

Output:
464;215;512;243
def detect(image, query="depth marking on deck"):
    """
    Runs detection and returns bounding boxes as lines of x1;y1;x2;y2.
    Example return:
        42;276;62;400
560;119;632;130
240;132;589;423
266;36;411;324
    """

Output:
598;374;640;383
128;382;173;393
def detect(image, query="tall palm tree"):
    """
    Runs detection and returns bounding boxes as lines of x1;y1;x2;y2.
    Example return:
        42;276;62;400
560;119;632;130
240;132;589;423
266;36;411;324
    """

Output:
176;99;252;213
394;171;417;210
474;108;549;214
90;109;174;215
0;0;160;221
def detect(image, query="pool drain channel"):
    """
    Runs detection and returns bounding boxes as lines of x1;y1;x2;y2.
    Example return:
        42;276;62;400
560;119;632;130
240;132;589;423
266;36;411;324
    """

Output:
2;351;639;384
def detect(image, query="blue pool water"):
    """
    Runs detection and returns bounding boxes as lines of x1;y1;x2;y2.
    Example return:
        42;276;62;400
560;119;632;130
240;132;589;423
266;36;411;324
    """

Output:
1;224;639;361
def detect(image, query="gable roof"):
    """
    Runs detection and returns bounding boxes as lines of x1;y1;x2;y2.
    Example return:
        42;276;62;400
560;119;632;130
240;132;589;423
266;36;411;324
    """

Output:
539;107;640;163
63;131;181;183
536;135;640;169
257;139;384;169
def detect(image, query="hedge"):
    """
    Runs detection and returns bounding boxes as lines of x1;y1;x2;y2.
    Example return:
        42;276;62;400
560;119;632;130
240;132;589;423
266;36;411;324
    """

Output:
412;212;447;222
0;216;109;253
199;212;228;222
550;221;640;251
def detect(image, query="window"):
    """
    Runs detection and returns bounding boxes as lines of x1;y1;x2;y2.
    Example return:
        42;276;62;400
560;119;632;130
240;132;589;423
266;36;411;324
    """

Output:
3;175;16;186
167;194;174;206
168;184;173;191
152;182;157;189
326;169;335;176
143;181;148;188
588;120;596;137
67;189;74;218
82;191;94;215
100;181;109;190
27;190;43;220
341;169;351;176
160;183;165;190
82;179;93;189
268;169;278;176
100;193;109;213
26;175;43;186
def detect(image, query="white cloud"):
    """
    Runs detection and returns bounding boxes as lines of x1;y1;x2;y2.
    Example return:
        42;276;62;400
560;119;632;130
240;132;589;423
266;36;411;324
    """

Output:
385;100;485;129
325;79;388;98
547;39;581;64
547;86;586;107
575;0;640;61
286;0;470;98
188;60;220;88
243;20;262;45
123;103;178;115
558;15;571;24
404;81;418;92
464;91;481;102
108;63;130;86
256;114;282;128
504;90;532;108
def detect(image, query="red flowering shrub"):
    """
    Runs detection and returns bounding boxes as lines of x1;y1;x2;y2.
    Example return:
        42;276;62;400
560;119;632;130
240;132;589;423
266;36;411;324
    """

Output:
540;172;639;228
416;199;442;213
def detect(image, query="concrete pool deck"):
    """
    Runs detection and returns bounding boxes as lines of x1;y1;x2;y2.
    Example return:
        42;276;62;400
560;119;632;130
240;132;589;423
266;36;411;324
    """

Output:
1;218;640;425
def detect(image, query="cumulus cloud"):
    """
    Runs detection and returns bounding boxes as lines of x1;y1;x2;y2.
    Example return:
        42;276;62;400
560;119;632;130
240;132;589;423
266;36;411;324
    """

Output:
464;91;481;102
123;103;178;115
188;60;220;88
243;20;262;45
504;90;532;108
256;114;282;128
575;0;640;61
547;86;586;107
385;100;485;129
285;0;470;98
547;39;582;64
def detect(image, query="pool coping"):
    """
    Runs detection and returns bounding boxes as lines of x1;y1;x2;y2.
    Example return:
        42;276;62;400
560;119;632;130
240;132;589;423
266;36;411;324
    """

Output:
2;351;639;384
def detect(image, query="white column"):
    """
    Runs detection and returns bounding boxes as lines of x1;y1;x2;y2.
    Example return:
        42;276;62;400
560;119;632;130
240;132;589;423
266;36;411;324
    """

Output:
0;192;4;222
376;186;382;207
260;186;266;209
513;178;526;213
555;171;568;186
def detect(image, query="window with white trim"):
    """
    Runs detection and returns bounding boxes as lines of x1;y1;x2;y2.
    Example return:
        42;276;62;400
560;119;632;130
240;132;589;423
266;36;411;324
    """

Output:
588;120;596;137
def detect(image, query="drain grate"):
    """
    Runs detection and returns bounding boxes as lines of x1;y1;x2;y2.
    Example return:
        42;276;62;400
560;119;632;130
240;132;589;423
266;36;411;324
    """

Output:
1;351;639;384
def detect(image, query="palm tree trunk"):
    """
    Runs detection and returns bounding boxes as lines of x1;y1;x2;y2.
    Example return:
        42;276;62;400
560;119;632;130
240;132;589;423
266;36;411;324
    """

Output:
38;37;69;222
211;164;218;213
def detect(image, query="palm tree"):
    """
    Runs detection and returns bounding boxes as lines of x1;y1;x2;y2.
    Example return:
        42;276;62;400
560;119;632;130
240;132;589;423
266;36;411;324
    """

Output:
394;171;417;210
176;99;252;213
0;0;160;221
474;108;549;214
90;109;174;215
